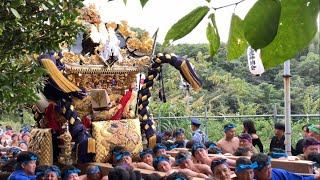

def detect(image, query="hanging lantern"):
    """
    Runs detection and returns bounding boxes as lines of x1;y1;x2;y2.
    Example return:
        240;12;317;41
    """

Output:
247;46;265;76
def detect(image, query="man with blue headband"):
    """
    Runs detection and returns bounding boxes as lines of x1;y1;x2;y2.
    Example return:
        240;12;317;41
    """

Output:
8;151;38;180
217;123;239;154
251;153;320;180
81;165;108;180
235;157;255;180
153;155;208;178
191;118;207;144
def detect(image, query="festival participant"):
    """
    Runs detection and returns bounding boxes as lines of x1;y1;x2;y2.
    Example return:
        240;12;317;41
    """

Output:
81;165;108;180
309;124;320;141
108;166;130;180
307;152;320;174
217;124;239;154
8;151;38;180
191;118;207;144
19;142;28;151
139;148;154;167
251;153;320;180
173;139;186;149
210;159;232;180
235;157;255;180
10;134;19;147
296;137;320;160
153;155;208;178
5;125;14;136
233;147;253;157
268;148;288;159
0;124;3;136
238;133;259;154
294;123;312;155
175;150;213;176
205;142;223;155
116;150;154;170
35;165;48;180
43;165;61;180
152;143;175;164
22;133;30;144
191;143;236;167
269;122;285;151
166;171;190;180
173;128;186;142
161;130;172;143
242;119;264;152
109;145;126;166
61;165;81;180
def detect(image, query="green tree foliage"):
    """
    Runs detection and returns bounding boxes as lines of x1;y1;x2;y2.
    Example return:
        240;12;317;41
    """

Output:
0;0;83;114
163;0;319;69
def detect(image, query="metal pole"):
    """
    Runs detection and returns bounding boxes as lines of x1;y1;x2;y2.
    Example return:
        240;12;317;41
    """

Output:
158;108;161;133
205;107;208;139
273;104;278;123
283;60;292;155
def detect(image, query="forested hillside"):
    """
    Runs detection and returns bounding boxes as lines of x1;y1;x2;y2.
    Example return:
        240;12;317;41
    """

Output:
150;36;319;117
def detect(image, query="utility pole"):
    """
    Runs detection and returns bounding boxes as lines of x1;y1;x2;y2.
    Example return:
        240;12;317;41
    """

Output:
283;60;292;155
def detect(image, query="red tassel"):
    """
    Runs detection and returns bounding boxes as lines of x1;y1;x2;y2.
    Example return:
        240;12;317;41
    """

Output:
111;89;132;120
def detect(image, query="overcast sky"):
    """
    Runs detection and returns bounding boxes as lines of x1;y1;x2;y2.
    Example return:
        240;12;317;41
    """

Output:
83;0;257;44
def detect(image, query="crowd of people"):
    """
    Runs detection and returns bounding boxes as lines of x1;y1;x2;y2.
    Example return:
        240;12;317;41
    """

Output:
0;120;319;180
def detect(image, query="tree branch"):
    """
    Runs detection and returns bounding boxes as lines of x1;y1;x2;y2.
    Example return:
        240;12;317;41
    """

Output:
211;0;246;10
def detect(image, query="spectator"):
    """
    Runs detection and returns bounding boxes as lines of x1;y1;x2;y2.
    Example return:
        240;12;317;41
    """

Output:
235;157;255;180
269;122;285;152
8;151;38;180
251;153;319;180
297;137;320;160
61;165;80;180
217;123;239;154
242;119;264;152
307;152;320;174
210;159;232;180
238;133;259;154
294;123;312;156
309;124;320;141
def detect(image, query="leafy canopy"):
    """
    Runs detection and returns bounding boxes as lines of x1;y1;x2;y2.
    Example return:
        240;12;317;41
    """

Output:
162;0;320;69
0;0;84;114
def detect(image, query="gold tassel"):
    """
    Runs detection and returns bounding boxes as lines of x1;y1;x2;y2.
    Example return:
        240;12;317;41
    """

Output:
180;61;201;92
148;135;157;149
42;59;81;93
87;138;96;153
